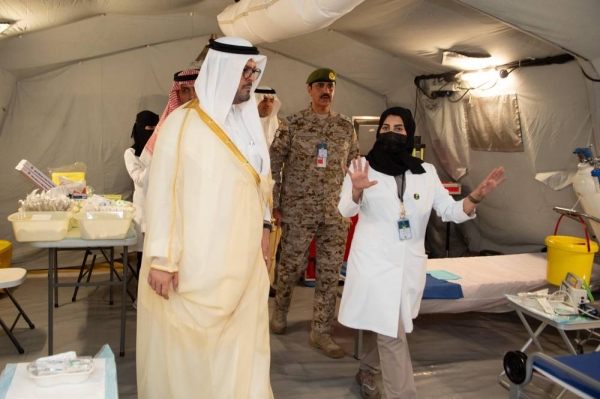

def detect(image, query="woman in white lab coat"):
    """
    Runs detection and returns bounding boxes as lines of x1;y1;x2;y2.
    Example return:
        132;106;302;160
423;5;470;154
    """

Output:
338;107;505;399
124;111;159;275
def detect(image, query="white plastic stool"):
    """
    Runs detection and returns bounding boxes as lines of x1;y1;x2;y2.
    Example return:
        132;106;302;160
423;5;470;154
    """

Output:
0;268;35;354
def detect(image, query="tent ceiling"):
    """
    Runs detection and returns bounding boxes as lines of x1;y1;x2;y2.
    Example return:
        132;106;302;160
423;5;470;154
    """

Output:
457;0;600;71
0;0;202;33
0;0;592;81
333;0;563;71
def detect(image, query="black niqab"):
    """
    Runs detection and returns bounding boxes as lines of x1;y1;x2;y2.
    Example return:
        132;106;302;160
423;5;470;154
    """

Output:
366;107;425;176
131;111;159;157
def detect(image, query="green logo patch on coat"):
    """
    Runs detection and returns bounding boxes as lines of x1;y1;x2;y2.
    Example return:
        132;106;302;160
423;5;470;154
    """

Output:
414;193;420;200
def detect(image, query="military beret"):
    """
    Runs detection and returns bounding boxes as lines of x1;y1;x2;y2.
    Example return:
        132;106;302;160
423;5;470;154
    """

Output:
306;68;336;85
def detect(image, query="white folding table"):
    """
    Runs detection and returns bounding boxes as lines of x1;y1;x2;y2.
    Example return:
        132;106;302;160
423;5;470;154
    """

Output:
499;294;600;389
30;228;136;356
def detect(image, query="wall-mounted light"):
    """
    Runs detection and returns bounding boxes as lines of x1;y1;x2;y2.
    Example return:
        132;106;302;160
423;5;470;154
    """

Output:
416;54;576;99
457;68;498;88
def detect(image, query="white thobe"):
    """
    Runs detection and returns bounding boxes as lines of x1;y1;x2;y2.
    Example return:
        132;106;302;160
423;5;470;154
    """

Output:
136;100;273;399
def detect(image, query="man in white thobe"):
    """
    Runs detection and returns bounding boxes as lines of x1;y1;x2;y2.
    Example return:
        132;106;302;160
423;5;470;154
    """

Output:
254;86;282;147
254;86;283;296
136;36;273;399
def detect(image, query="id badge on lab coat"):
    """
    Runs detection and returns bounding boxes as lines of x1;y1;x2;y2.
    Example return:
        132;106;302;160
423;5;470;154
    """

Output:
317;143;328;168
397;218;412;240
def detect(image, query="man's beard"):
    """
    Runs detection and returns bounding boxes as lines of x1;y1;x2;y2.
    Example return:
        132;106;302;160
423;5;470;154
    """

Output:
236;92;251;103
234;84;252;104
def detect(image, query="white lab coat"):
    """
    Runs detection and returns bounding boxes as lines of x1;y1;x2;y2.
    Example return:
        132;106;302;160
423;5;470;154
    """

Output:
338;158;474;337
124;148;148;252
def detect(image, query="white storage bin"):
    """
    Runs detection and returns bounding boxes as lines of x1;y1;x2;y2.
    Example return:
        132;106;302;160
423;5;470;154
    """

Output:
7;211;73;242
74;211;133;240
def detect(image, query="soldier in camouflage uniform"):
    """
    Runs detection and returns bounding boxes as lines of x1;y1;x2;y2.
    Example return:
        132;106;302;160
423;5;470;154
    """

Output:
269;68;359;358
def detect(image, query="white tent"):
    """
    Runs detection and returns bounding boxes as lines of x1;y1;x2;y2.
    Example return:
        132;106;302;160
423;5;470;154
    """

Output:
0;0;598;268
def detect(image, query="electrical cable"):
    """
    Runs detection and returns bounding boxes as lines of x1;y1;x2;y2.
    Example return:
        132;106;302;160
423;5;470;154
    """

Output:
448;89;471;103
414;53;577;101
415;79;438;100
580;67;600;82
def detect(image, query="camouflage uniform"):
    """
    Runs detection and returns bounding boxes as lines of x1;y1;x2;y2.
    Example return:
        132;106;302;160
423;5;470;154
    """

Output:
270;105;359;334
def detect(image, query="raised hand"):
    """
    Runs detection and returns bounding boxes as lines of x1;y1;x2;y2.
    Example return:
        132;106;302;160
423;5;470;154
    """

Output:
347;157;378;191
473;167;506;199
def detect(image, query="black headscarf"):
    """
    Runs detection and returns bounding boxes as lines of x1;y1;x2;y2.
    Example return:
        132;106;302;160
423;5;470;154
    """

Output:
366;107;425;176
131;111;159;156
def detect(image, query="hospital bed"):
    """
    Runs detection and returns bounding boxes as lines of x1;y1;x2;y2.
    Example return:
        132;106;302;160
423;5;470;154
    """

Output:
503;350;600;399
420;252;600;314
349;252;600;358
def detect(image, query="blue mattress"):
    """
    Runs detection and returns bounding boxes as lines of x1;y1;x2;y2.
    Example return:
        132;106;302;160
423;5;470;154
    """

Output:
534;351;600;398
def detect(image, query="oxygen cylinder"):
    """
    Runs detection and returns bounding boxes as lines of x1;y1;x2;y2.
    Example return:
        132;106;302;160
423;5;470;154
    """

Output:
572;162;600;240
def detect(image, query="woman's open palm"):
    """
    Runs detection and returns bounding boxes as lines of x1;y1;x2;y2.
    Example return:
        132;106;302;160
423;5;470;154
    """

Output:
347;157;378;190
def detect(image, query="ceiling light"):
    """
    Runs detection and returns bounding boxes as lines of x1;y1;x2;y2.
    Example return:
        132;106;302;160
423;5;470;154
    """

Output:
442;50;494;71
457;68;498;88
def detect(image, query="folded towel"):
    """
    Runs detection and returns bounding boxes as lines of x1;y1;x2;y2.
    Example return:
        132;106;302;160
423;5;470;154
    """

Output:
422;275;464;299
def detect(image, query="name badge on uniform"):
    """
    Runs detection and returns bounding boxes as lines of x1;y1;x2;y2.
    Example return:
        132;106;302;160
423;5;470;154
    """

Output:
317;143;328;168
397;218;412;240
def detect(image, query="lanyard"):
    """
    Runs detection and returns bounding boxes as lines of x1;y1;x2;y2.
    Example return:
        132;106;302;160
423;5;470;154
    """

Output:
396;173;407;219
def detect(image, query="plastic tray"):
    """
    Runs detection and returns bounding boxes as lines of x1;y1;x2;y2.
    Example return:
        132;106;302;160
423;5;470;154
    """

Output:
7;211;73;242
27;356;94;387
74;211;133;240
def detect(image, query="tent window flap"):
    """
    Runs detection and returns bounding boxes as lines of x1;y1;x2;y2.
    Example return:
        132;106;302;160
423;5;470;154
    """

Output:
464;94;524;152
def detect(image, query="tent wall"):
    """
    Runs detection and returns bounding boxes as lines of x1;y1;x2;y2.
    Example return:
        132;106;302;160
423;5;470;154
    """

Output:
419;61;592;256
0;69;15;129
456;0;600;147
0;35;386;270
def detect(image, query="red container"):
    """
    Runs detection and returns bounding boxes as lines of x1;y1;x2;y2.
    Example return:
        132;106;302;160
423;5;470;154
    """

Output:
304;215;358;282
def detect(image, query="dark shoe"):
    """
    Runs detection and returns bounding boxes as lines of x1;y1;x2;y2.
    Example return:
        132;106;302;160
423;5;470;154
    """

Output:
355;369;381;399
270;309;287;334
308;331;345;358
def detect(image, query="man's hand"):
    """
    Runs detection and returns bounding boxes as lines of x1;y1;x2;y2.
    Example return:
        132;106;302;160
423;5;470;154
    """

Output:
148;268;178;300
262;228;271;272
272;208;282;227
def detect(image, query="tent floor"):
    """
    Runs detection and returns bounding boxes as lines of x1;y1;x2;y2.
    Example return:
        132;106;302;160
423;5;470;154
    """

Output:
0;274;589;398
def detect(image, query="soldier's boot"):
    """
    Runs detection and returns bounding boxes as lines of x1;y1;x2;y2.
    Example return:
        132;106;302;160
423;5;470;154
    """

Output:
308;330;345;359
270;309;287;335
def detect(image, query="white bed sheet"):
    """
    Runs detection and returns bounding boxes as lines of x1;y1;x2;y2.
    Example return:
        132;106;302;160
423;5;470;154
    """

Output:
420;253;600;314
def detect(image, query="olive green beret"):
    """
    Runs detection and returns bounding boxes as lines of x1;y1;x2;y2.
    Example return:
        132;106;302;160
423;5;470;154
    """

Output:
306;68;336;84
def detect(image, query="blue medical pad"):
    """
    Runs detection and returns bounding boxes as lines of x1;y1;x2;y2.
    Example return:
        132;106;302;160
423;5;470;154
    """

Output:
426;270;461;280
422;274;464;299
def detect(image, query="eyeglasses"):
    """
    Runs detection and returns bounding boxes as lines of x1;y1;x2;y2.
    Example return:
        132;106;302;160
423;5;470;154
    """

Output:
242;67;262;80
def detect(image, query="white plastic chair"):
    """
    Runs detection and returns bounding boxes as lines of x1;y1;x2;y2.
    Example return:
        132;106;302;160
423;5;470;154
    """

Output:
0;268;35;354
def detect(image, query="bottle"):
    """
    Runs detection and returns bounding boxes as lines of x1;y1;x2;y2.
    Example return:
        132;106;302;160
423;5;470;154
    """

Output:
572;162;600;240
